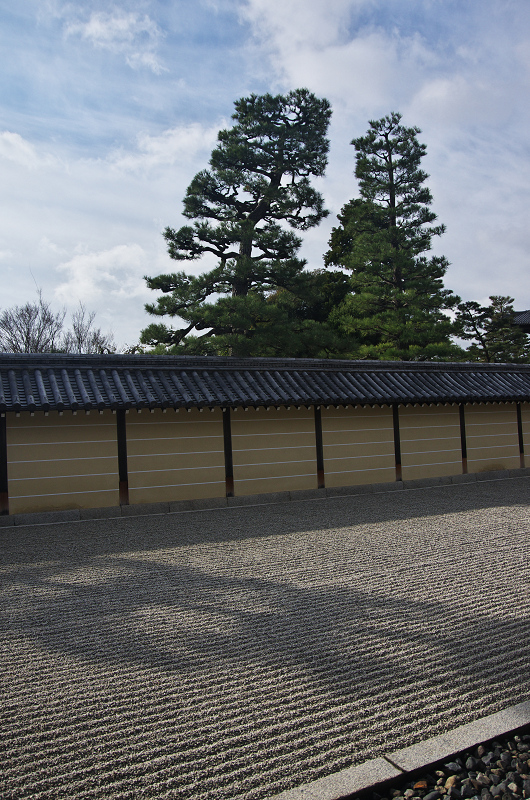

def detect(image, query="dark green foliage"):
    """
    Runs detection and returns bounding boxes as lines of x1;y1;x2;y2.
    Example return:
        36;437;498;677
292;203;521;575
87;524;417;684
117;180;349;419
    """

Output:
142;89;334;356
455;296;530;363
325;112;461;360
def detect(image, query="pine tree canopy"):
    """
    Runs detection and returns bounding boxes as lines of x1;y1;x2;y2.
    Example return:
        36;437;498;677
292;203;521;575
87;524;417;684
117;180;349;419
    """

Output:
325;112;461;361
141;89;335;356
455;296;530;363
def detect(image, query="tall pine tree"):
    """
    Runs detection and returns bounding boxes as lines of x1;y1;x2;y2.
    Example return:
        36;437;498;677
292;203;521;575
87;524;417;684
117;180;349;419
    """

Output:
325;112;460;360
141;89;336;357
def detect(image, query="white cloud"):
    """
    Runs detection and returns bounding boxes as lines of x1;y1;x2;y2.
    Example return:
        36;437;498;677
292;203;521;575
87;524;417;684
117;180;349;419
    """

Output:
240;1;436;116
110;123;221;172
0;132;54;169
38;237;69;257
241;0;364;50
409;74;515;127
54;244;150;305
64;9;166;73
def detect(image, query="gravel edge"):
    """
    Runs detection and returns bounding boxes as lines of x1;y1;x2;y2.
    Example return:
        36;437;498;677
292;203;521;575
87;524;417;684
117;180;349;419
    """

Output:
267;702;530;800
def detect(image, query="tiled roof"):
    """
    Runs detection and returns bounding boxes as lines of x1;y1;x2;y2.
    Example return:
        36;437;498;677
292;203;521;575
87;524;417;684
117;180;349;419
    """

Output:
1;353;530;413
513;310;530;330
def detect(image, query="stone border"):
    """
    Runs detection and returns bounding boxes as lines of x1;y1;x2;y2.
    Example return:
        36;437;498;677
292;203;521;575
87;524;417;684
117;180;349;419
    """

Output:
1;468;530;528
266;701;530;800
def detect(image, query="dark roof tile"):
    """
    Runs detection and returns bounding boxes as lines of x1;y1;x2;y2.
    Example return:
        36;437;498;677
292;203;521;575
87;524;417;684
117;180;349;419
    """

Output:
1;353;530;413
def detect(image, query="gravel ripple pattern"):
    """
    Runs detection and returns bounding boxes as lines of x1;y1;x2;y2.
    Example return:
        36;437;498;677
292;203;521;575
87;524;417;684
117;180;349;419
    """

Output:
1;479;529;799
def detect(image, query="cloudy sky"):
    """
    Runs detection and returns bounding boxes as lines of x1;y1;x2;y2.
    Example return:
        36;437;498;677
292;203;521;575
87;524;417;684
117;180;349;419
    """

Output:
1;0;529;348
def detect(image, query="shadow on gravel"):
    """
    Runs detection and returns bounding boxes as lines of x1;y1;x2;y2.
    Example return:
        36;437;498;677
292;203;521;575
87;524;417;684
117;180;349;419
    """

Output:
1;479;529;800
1;478;529;566
1;477;529;710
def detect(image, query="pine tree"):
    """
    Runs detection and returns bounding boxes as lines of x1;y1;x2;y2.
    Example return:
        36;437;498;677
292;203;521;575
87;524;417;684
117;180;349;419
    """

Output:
325;112;460;360
141;89;333;356
455;296;530;363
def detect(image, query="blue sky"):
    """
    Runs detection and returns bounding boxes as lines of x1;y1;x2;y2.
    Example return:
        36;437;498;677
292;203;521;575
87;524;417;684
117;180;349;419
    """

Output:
1;0;529;347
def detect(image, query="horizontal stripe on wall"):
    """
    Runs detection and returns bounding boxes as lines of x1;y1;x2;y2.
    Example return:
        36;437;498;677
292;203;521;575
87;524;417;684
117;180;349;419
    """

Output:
126;434;223;442
9;455;117;465
9;472;117;482
234;458;317;468
232;448;314;457
11;488;117;499
10;438;116;447
466;443;519;452
325;453;396;463
127;449;224;459
130;479;226;489
400;458;462;468
398;447;465;456
325;439;394;452
325;465;397;475
233;472;316;483
128;464;223;475
400;433;461;441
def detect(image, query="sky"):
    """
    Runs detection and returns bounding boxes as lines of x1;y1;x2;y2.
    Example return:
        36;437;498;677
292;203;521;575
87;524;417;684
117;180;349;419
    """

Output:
0;0;529;349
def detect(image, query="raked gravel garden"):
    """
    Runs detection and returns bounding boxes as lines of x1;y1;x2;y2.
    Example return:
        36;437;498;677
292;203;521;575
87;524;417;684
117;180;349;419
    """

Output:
1;478;529;799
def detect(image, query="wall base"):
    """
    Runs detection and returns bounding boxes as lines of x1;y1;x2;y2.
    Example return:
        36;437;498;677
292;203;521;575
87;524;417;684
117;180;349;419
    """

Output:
2;467;530;528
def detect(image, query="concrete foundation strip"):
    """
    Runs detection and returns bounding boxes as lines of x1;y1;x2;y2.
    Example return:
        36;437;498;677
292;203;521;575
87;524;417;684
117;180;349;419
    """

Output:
267;701;530;800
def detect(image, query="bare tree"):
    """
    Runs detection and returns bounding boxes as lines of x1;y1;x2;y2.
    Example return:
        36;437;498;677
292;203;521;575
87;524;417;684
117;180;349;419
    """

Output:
0;291;65;353
0;293;116;354
61;303;116;354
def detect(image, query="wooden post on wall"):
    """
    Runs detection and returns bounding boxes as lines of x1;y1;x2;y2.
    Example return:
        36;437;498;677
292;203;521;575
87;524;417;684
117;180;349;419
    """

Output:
0;414;8;515
392;404;402;481
516;403;525;468
314;406;325;489
223;408;234;497
459;404;468;474
116;409;129;506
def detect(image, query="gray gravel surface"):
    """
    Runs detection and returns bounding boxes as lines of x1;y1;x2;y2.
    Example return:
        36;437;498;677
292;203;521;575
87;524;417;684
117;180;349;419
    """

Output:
1;478;529;799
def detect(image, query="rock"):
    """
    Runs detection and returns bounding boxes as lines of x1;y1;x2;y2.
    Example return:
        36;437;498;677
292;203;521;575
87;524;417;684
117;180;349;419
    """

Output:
483;755;496;766
467;758;480;770
414;781;429;790
446;777;461;789
446;764;463;774
478;746;487;758
424;792;441;800
517;744;529;753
